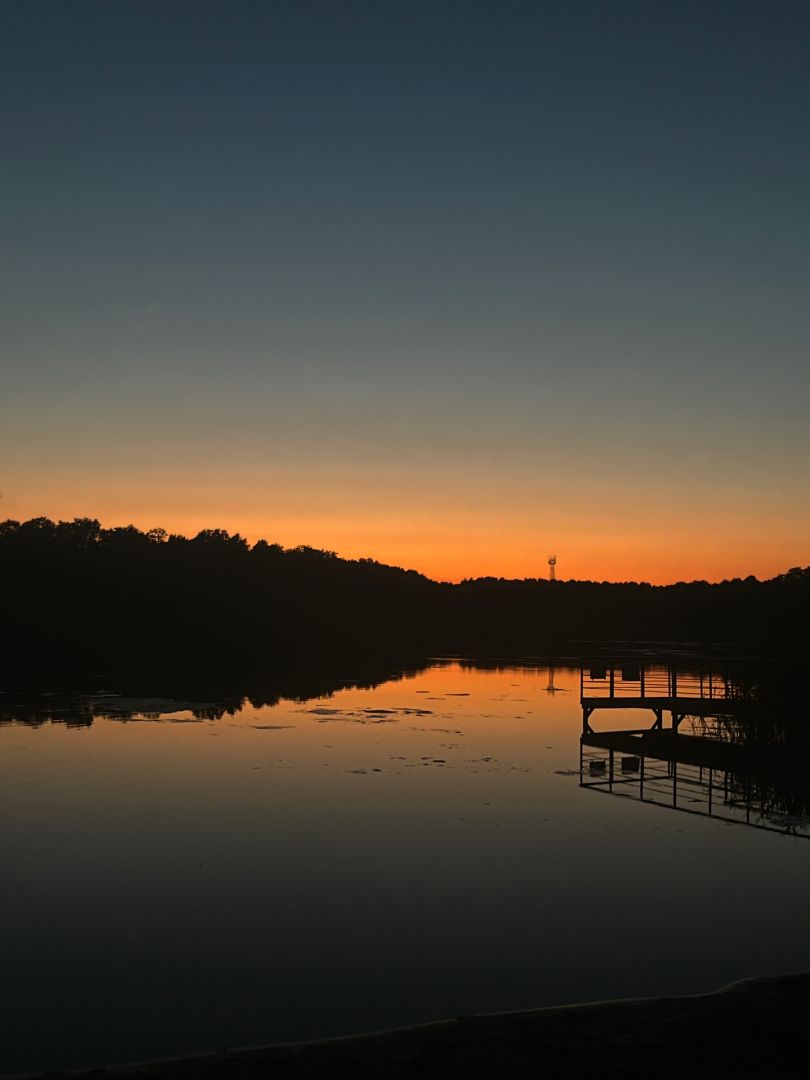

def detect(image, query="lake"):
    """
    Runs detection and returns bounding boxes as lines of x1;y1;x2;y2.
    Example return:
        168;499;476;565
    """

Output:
2;658;809;1073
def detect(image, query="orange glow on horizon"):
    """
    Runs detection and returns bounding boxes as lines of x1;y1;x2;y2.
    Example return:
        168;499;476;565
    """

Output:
4;459;809;586
1;498;805;586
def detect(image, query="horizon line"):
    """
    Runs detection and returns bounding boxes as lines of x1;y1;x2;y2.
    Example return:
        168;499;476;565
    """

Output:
2;515;806;589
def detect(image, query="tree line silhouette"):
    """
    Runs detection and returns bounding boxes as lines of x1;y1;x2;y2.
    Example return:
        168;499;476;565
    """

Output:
1;516;809;683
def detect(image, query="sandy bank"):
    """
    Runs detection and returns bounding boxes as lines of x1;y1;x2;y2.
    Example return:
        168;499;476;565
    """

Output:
9;974;809;1079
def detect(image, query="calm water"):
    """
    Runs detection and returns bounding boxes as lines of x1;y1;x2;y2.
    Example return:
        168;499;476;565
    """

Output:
2;660;809;1073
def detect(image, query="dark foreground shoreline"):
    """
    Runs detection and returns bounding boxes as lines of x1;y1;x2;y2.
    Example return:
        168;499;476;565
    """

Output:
8;974;809;1079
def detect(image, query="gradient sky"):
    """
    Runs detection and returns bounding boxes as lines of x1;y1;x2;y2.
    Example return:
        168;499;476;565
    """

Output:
2;1;809;582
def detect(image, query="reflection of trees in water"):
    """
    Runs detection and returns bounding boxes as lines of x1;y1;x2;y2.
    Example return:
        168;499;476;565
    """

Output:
0;696;240;728
0;701;94;728
0;658;432;728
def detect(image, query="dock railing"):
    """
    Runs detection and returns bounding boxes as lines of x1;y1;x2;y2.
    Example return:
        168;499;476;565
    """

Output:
580;661;751;705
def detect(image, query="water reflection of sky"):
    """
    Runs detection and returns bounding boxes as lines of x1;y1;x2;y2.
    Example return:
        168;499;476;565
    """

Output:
2;662;809;1073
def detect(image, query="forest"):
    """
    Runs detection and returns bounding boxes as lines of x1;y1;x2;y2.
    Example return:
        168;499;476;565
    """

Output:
1;517;808;683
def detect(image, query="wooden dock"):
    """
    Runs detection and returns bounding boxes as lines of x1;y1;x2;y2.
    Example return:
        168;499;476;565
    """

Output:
580;659;757;732
577;657;808;837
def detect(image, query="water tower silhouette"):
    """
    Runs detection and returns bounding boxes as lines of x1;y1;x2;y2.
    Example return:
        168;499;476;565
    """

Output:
548;554;557;581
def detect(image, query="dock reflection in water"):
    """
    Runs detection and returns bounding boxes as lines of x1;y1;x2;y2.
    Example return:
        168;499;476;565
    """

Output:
580;658;810;836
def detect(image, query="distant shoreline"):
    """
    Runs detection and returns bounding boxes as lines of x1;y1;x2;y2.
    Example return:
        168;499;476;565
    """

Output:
7;973;809;1078
3;519;810;677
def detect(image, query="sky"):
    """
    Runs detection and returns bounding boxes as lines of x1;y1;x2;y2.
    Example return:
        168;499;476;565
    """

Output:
2;1;809;583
